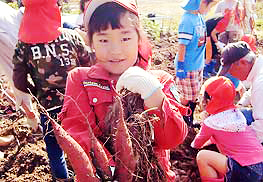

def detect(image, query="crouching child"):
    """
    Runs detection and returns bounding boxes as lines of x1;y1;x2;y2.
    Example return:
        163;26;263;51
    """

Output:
191;76;263;182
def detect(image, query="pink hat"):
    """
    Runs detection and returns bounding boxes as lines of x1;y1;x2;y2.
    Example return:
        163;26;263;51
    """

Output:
83;0;138;30
19;0;61;43
204;76;236;115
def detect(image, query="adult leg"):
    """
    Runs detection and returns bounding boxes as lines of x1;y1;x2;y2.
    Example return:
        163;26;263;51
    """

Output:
196;150;227;181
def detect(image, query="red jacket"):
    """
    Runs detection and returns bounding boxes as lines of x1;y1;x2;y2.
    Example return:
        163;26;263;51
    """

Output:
59;63;188;180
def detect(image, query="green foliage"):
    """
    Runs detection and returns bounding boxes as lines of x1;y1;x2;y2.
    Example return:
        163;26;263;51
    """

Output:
61;2;80;14
255;19;263;40
255;1;263;20
7;1;18;9
255;19;263;29
142;19;162;40
255;2;263;39
142;17;179;41
61;2;72;14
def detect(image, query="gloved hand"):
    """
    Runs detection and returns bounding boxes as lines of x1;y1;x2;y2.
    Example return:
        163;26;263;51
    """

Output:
176;61;187;80
215;41;225;53
25;113;42;132
116;66;163;100
25;116;42;132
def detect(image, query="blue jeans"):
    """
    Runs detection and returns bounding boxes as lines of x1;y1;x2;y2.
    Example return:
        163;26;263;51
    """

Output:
240;108;254;126
40;107;68;179
226;157;263;182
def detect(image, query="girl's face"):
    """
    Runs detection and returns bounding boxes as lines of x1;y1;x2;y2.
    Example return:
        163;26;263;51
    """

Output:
91;12;139;78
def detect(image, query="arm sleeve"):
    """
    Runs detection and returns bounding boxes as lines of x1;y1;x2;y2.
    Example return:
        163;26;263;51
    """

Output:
178;15;193;46
58;67;100;154
250;81;263;142
146;70;188;149
191;124;213;149
12;42;36;95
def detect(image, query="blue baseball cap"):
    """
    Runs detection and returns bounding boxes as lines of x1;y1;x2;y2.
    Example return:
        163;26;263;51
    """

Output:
181;0;201;11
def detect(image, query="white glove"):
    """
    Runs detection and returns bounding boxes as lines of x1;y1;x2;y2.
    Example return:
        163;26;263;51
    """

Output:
215;41;225;52
116;66;163;99
25;115;42;132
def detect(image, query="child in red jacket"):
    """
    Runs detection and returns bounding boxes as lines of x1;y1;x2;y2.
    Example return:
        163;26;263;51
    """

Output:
59;0;189;181
191;76;263;182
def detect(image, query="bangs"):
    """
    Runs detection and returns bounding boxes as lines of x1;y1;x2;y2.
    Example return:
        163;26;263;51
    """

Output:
88;2;127;41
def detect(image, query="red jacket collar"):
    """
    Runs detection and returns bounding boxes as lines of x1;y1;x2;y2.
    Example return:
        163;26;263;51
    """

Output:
88;64;113;81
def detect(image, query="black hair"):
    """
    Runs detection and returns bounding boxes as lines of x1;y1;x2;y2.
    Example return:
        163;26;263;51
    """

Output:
204;91;211;101
88;2;140;45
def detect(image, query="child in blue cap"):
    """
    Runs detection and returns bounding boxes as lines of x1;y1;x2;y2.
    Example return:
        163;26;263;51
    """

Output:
174;0;215;127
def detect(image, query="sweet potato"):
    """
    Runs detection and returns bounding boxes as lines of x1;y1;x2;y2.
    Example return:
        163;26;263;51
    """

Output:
87;126;113;181
49;118;99;182
106;91;166;181
114;96;137;181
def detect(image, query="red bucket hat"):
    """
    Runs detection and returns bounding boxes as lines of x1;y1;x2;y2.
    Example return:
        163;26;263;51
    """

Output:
19;0;61;43
203;76;236;115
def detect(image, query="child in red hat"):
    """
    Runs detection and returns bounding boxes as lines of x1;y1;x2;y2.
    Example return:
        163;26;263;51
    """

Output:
191;76;263;182
12;0;94;180
59;0;189;181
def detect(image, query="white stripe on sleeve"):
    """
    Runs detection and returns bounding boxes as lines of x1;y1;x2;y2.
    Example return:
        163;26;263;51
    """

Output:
178;33;193;40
